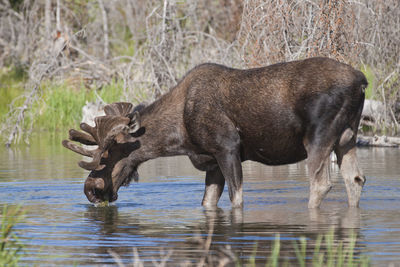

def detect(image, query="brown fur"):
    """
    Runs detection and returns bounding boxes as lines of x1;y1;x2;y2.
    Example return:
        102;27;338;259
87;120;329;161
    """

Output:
63;57;367;208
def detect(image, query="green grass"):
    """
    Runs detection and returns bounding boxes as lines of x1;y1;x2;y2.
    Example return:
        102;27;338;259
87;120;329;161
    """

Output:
256;230;370;267
32;79;125;132
0;66;151;144
0;66;132;133
0;67;26;116
0;205;25;267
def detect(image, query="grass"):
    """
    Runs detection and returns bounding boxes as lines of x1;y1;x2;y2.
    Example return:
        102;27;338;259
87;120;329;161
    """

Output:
31;79;125;132
0;205;25;267
243;230;370;267
0;65;132;133
108;229;370;267
0;65;154;145
0;66;26;116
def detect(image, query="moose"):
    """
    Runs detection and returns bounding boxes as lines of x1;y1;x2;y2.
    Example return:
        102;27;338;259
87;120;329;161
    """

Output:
63;57;367;208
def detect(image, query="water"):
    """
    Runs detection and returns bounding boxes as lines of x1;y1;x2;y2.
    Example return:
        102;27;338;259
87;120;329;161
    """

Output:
0;135;399;266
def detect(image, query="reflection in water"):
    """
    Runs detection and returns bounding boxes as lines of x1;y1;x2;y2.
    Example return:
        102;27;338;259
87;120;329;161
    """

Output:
80;204;366;265
0;135;399;265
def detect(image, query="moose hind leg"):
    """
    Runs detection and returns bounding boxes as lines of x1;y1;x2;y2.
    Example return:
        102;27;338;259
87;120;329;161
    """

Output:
307;149;333;209
202;167;225;207
335;129;365;207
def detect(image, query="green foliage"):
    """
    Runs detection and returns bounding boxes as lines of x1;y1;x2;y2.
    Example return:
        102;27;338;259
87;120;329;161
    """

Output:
32;80;124;132
0;205;25;267
293;236;307;267
291;230;369;267
0;67;26;116
33;83;89;132
266;234;280;267
242;230;369;267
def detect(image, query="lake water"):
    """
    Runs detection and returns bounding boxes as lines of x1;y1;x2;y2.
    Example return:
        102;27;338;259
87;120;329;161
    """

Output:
0;134;399;266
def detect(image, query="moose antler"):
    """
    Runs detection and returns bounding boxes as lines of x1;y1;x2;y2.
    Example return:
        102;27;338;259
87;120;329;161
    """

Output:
62;102;140;171
104;102;140;133
104;102;134;117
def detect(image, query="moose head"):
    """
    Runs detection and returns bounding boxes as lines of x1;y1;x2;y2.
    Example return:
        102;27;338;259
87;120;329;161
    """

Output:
62;102;142;203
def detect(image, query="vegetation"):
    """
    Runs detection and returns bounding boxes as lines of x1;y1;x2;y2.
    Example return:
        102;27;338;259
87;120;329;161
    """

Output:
109;230;370;267
0;0;399;145
0;67;26;116
0;205;25;267
32;80;125;131
239;231;369;267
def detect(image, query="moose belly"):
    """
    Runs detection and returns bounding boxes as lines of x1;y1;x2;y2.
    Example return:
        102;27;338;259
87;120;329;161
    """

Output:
240;132;308;165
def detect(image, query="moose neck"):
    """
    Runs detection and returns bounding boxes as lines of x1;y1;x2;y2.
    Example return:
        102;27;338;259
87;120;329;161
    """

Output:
128;85;189;166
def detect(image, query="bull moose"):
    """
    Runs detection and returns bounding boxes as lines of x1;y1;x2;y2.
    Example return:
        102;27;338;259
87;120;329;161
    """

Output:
63;57;367;208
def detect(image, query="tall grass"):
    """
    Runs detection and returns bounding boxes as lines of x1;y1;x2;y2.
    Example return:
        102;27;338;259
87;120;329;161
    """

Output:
0;67;26;116
0;68;151;143
243;230;370;267
0;205;25;267
0;65;131;133
31;80;125;132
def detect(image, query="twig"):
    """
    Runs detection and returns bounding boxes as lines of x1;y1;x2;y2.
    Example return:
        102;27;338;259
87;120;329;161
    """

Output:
56;0;61;32
98;0;109;59
160;0;168;46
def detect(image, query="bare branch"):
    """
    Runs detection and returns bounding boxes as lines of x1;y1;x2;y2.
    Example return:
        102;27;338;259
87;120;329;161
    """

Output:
98;0;109;59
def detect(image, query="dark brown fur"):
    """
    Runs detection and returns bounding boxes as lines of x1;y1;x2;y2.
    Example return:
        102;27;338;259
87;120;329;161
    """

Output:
63;57;367;208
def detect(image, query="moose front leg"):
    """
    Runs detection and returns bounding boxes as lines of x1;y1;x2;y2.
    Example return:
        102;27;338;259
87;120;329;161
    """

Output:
188;154;224;207
202;167;225;207
186;111;243;207
215;148;243;208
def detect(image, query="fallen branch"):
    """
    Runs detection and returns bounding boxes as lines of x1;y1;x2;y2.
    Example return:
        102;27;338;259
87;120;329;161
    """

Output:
357;135;400;147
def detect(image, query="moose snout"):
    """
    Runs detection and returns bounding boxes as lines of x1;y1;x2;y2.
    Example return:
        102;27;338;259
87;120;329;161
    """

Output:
83;177;114;203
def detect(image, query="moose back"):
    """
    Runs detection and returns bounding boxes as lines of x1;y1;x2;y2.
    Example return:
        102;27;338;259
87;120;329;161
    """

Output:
63;57;367;208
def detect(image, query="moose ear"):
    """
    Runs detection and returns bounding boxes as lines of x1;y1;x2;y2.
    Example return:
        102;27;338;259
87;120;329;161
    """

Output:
128;111;141;133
